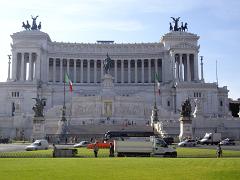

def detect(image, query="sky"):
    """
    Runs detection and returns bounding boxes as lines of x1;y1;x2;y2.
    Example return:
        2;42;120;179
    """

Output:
0;0;239;99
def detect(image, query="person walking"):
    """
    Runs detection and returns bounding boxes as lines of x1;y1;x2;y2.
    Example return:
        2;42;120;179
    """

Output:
93;142;99;158
109;142;114;157
216;143;222;158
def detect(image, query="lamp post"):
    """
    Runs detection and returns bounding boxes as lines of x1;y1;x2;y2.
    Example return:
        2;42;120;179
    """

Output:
7;55;11;81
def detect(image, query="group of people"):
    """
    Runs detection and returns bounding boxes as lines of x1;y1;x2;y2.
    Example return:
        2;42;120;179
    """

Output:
93;142;114;158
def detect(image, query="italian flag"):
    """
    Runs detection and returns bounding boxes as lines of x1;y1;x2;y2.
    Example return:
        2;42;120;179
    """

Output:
155;73;160;96
65;73;73;92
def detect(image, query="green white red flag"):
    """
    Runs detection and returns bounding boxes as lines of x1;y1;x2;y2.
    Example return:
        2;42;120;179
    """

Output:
65;73;73;92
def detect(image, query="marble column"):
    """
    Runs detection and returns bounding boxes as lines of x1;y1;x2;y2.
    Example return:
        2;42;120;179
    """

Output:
60;59;63;83
141;59;144;83
148;59;151;83
87;59;90;83
128;60;131;83
73;59;76;83
135;60;137;83
114;60;117;83
101;60;103;79
121;60;124;83
155;59;158;76
179;54;183;81
53;58;56;83
94;60;97;83
171;54;175;81
187;54;191;81
28;53;32;81
80;60;83;83
20;53;25;81
12;51;17;80
194;53;199;81
47;58;49;82
67;59;70;75
176;61;179;80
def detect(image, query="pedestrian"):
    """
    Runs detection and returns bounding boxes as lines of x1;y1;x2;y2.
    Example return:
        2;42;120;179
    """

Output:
109;142;114;157
93;142;99;158
53;143;57;157
216;143;222;158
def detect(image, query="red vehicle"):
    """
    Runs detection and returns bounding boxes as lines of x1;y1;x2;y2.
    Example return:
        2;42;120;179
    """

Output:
87;142;110;149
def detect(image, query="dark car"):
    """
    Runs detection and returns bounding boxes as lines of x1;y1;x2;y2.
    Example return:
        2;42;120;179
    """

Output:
220;138;235;146
163;137;174;145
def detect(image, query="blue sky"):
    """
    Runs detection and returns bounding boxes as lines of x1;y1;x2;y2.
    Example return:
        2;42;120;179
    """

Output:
0;0;239;99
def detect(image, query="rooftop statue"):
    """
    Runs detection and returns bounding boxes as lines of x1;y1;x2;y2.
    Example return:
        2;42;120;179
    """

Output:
103;53;113;74
170;17;188;32
171;17;181;31
31;15;38;30
22;16;41;31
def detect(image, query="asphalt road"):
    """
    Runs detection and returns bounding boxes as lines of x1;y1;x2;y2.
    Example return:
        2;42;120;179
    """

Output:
0;144;75;152
0;144;29;152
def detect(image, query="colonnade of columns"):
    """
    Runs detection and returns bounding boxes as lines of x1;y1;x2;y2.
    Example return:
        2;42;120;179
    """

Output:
174;53;198;82
48;58;162;84
11;52;37;81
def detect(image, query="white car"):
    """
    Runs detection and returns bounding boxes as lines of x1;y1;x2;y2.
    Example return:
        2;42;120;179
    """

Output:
25;139;49;151
220;138;235;146
73;141;90;148
178;139;197;147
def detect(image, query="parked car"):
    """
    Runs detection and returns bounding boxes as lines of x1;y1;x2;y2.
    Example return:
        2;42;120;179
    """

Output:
220;138;235;146
178;139;197;147
73;141;90;148
25;139;49;151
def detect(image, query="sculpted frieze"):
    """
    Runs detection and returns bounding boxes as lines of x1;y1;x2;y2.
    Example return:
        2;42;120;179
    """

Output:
73;103;99;116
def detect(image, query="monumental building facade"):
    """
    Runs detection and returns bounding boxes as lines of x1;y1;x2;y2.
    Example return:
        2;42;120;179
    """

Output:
0;18;239;140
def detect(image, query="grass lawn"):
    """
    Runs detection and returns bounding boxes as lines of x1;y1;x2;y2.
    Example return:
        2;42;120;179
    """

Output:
1;147;240;158
1;147;240;179
0;158;240;180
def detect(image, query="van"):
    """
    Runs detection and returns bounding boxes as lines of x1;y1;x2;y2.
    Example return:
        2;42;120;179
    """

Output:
25;139;49;151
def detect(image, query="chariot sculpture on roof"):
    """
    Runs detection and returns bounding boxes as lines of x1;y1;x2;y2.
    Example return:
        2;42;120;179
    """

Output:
169;17;188;32
22;15;41;31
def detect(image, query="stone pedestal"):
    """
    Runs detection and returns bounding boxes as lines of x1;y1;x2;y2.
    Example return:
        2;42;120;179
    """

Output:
101;74;114;95
179;116;192;141
32;116;45;140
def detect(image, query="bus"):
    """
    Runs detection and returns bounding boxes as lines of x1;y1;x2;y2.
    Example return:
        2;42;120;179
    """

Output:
104;130;155;141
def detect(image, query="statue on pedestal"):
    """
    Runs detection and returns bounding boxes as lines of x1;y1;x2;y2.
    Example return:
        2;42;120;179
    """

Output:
181;98;192;117
32;95;46;140
32;95;46;117
103;53;113;74
179;98;193;141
